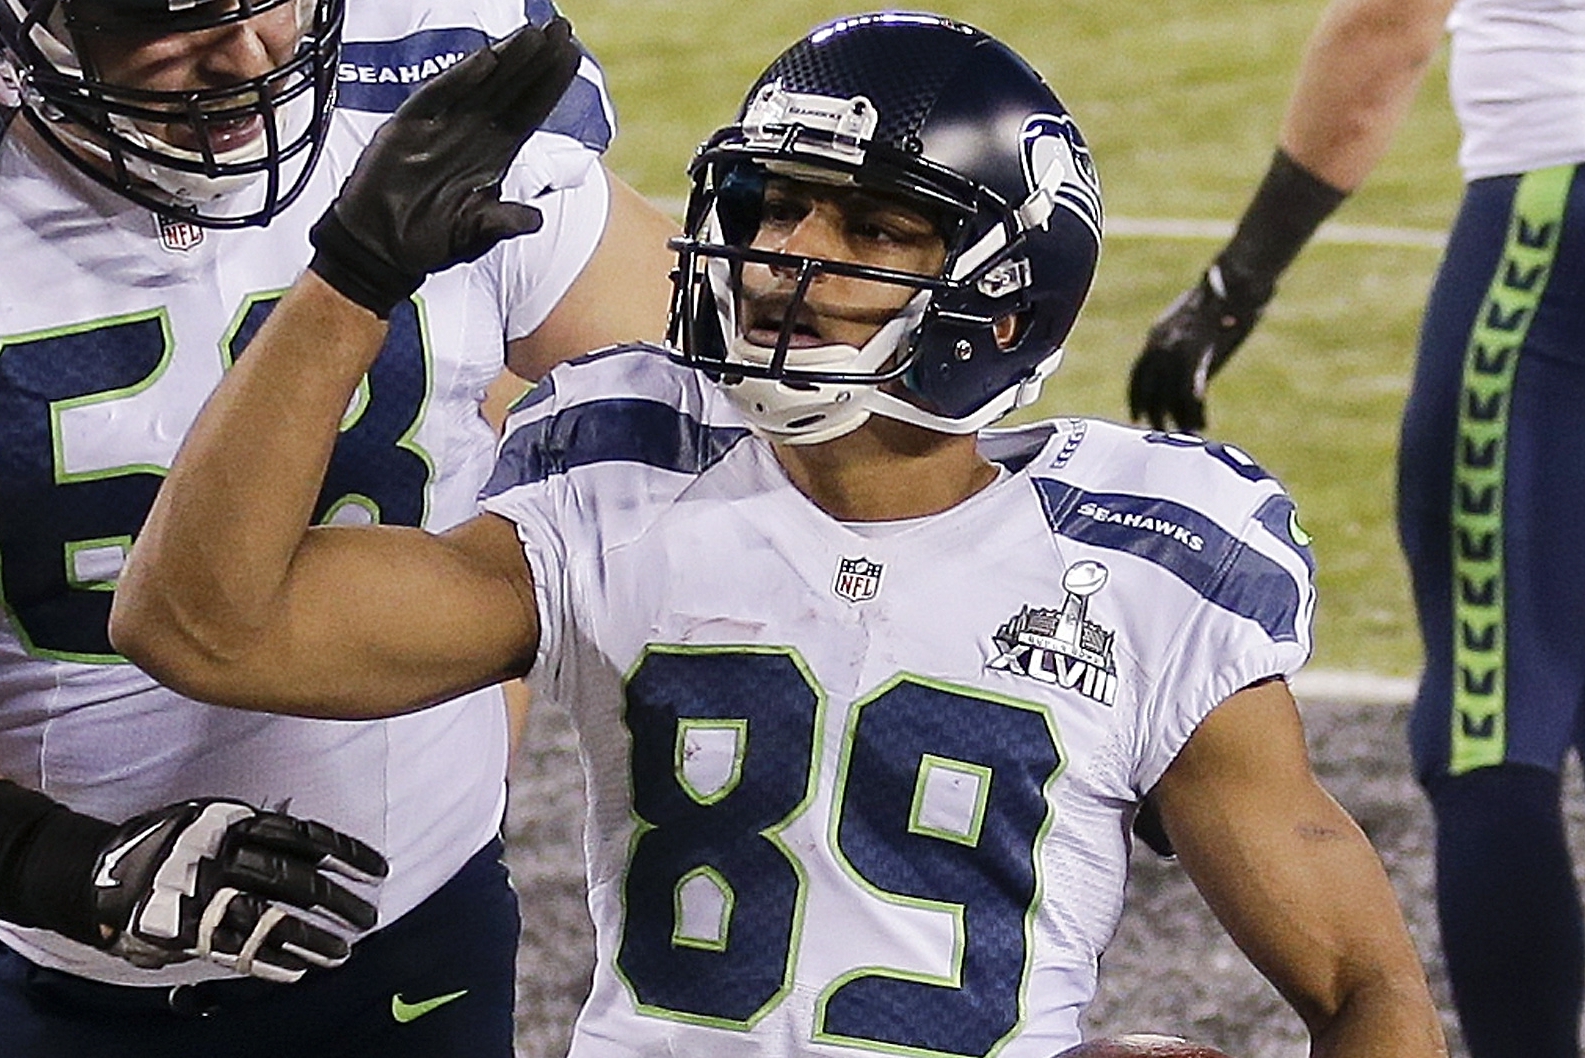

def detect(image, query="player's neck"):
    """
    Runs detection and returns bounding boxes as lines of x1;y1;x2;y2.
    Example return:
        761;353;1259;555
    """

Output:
772;417;996;522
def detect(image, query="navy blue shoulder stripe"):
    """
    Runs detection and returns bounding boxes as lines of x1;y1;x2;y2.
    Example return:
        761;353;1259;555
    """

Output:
1034;479;1304;643
978;423;1056;475
506;374;555;417
525;0;561;25
1254;495;1317;576
483;397;750;497
337;27;612;150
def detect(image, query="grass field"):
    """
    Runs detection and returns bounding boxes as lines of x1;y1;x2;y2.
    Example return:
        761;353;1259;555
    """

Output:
564;0;1465;678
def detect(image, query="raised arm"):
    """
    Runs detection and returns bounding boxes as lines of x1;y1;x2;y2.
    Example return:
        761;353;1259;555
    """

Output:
1128;0;1455;432
109;22;583;719
1152;679;1448;1057
110;276;538;718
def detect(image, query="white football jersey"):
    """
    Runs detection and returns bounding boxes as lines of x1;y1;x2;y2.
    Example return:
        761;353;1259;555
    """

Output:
1447;0;1585;179
0;1;609;984
481;348;1317;1058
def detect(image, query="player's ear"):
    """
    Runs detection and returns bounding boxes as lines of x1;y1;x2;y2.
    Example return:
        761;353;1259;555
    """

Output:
993;314;1020;350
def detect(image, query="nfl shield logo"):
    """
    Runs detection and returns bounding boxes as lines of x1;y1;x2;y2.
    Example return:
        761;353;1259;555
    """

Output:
156;214;204;253
833;557;883;603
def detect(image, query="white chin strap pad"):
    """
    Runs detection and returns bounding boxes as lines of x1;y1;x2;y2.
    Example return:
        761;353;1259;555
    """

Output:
719;374;874;445
715;292;928;445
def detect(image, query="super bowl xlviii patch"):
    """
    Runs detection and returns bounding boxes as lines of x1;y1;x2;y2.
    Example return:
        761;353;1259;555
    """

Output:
156;213;203;253
833;557;883;604
988;560;1118;705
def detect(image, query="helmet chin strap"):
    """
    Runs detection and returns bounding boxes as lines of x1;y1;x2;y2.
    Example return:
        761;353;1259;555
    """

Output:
110;117;272;204
862;345;1067;436
715;306;1065;443
715;293;927;446
697;202;1066;444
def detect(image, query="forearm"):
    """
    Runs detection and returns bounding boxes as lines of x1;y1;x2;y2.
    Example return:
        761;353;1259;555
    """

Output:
1308;959;1449;1058
111;274;386;692
1288;828;1448;1057
1180;798;1444;1055
1215;0;1450;300
1279;0;1452;191
1159;683;1448;1056
113;23;574;714
0;779;113;945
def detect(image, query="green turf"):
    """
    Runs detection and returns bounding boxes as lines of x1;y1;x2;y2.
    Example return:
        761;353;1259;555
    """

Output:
565;0;1465;677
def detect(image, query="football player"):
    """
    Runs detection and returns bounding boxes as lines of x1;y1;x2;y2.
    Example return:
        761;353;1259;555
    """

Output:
1128;0;1585;1053
113;12;1448;1057
0;1;672;1056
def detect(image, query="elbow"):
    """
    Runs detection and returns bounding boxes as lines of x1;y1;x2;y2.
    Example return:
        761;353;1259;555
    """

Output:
1294;936;1447;1054
1304;971;1448;1057
108;573;257;707
106;588;179;686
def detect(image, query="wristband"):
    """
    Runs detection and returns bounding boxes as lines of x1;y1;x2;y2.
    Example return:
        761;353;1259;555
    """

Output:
0;780;115;947
308;209;422;320
1215;148;1348;306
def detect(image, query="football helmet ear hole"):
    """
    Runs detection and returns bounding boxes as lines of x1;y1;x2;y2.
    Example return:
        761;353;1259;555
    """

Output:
993;313;1023;350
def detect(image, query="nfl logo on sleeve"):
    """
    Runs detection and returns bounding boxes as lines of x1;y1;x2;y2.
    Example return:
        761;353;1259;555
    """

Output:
833;557;883;603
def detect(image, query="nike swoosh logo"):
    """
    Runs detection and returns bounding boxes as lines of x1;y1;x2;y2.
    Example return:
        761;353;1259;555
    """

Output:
93;820;167;889
391;989;469;1023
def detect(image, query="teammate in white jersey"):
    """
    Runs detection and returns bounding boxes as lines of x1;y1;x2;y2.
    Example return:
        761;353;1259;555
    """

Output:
1127;1;1585;1053
0;3;673;1056
112;11;1447;1057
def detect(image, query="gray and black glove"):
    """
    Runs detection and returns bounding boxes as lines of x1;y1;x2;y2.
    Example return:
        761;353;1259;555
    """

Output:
309;18;584;317
0;783;387;983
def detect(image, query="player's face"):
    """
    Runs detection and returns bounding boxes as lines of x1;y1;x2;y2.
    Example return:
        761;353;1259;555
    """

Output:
737;177;947;352
74;0;305;156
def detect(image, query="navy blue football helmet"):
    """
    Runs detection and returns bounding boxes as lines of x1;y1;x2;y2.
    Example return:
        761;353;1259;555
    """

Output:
667;11;1103;443
0;0;344;227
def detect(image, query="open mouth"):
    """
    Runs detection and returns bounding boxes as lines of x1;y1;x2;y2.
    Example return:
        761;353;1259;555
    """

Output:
153;112;266;156
202;114;266;153
194;113;266;155
742;296;828;349
743;319;826;349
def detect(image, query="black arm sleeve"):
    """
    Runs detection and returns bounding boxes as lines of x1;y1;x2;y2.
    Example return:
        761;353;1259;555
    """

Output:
0;780;116;947
1214;147;1349;305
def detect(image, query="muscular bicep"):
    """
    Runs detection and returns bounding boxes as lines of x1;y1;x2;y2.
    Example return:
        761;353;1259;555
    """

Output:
124;513;539;720
1151;680;1440;1050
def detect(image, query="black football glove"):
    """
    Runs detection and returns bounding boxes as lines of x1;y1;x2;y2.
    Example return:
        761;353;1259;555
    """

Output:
90;799;387;983
1126;263;1271;433
309;18;584;317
